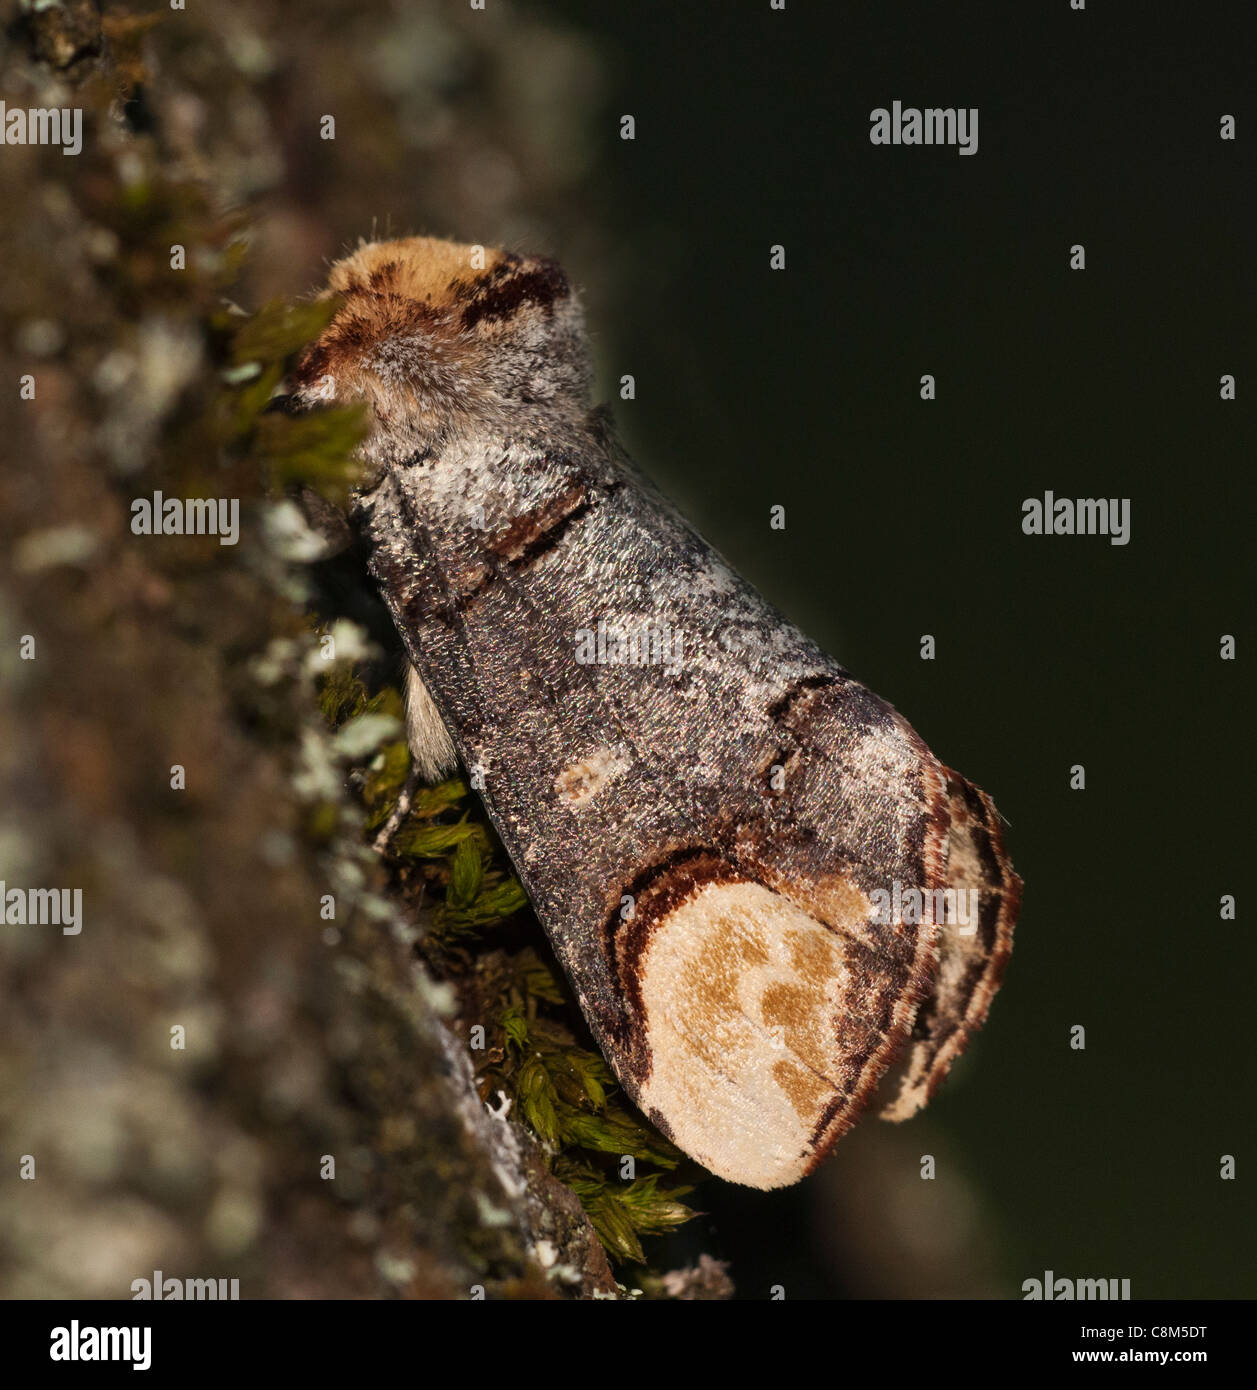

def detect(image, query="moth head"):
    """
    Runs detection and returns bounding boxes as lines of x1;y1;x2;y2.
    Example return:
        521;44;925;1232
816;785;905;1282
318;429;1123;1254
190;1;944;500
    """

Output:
291;236;591;458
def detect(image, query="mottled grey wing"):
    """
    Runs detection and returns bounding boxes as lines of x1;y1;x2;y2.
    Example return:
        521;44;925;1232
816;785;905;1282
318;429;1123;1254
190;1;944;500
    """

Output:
358;419;1019;1189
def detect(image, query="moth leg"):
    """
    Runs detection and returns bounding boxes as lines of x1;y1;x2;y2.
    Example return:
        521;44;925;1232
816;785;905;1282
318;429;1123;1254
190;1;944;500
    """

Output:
371;665;458;852
402;662;458;783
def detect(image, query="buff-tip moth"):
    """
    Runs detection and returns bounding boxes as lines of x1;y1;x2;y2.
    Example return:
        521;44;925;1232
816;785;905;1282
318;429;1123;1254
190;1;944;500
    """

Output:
286;236;1022;1190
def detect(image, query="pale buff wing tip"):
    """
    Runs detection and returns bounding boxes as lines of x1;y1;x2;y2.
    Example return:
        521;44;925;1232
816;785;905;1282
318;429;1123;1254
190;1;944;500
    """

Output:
634;879;887;1190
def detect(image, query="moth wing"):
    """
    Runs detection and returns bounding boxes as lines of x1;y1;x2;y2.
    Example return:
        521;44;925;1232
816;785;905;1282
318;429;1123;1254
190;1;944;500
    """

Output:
877;767;1020;1122
364;431;1019;1188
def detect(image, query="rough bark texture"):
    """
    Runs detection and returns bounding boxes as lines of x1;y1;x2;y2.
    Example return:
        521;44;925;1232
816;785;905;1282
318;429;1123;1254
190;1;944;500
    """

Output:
0;0;618;1300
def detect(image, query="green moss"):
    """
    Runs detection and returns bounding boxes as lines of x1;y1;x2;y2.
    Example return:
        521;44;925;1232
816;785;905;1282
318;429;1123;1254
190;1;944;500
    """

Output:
556;1163;696;1266
484;986;697;1265
213;297;368;503
228;297;342;368
317;666;373;728
361;740;412;828
256;406;370;502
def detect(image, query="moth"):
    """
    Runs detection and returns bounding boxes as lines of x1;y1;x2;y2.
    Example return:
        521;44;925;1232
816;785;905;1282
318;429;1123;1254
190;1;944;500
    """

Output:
289;236;1022;1190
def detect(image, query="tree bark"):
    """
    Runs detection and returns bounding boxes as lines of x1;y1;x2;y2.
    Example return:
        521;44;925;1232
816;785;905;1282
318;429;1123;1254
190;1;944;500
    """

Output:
0;0;617;1301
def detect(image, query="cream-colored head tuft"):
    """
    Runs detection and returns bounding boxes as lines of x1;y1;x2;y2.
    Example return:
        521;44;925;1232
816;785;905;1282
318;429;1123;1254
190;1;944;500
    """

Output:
324;236;513;307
